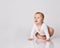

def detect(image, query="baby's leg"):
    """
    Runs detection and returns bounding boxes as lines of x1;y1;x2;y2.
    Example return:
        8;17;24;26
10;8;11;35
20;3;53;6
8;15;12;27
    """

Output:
48;27;54;37
35;27;54;40
35;32;46;40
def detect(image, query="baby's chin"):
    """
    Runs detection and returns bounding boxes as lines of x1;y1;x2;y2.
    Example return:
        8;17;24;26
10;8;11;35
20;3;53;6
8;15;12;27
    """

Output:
34;22;39;24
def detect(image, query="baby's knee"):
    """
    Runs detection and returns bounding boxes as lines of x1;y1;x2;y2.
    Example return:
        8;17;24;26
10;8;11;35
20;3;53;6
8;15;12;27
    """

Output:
35;32;41;38
49;27;54;33
50;27;54;33
35;32;39;37
49;27;54;37
47;27;54;36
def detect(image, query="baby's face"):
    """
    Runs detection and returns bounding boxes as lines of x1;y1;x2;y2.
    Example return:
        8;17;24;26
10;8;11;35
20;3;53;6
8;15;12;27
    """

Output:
34;14;44;24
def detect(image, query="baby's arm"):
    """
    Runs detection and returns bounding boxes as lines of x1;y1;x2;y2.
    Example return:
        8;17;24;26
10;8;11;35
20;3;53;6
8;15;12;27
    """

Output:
28;25;35;41
43;24;50;41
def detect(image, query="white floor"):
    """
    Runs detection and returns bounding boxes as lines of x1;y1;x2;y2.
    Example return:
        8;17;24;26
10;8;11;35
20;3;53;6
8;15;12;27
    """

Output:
16;35;60;48
0;31;60;48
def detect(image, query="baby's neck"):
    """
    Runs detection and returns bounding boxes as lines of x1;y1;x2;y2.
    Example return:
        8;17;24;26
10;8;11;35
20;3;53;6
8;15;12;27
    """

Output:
36;22;43;26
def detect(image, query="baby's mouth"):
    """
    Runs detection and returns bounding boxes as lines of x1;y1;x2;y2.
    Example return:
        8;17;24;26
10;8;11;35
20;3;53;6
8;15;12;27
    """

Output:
35;21;38;22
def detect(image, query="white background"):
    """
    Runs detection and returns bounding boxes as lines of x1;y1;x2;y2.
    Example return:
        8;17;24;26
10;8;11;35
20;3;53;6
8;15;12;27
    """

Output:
0;0;60;48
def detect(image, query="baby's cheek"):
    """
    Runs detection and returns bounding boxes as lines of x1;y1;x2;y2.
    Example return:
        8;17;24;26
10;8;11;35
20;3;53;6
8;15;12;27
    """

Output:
38;19;41;22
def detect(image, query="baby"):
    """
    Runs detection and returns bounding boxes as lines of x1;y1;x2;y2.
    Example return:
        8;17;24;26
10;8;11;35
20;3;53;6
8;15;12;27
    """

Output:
28;12;54;42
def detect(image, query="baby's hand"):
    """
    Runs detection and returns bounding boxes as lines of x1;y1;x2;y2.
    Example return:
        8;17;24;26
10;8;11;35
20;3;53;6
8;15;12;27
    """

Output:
28;38;34;41
43;39;50;42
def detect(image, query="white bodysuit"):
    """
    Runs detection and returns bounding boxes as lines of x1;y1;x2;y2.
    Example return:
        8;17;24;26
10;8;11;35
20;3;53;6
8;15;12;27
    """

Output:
30;23;50;40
